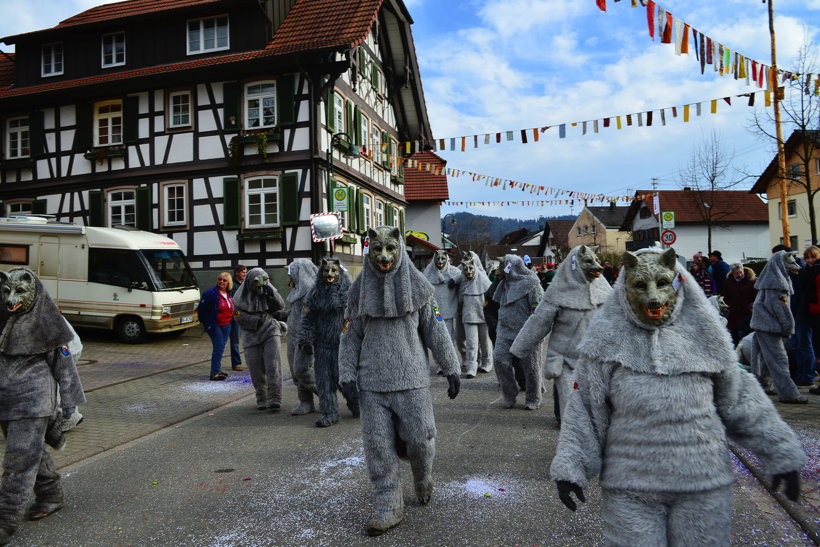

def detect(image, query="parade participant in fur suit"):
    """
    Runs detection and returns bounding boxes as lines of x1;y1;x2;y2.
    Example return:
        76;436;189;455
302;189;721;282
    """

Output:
456;253;493;377
551;247;805;546
423;250;461;373
299;258;359;427
492;254;544;410
750;250;807;403
339;226;461;537
0;268;86;545
510;245;611;420
233;268;287;410
285;259;318;416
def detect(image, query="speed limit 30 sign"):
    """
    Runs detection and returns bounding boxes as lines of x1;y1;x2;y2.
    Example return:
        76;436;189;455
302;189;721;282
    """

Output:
661;229;677;245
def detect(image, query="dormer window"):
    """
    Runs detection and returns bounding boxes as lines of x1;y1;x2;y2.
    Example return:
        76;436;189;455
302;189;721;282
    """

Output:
102;32;126;68
187;15;229;55
41;43;63;77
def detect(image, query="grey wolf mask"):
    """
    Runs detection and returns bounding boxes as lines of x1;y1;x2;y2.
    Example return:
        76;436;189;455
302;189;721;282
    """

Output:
0;268;37;314
623;247;678;326
321;258;342;284
575;245;604;282
368;227;402;273
784;252;801;275
434;250;449;270
463;261;477;280
251;271;271;295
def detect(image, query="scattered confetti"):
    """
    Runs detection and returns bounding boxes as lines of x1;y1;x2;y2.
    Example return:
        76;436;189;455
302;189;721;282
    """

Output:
484;493;492;498
498;488;506;492
242;477;252;481
150;482;159;486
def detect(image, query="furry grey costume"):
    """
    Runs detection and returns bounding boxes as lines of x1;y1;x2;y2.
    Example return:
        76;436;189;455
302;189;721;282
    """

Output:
550;248;805;546
233;268;286;410
299;259;359;427
749;251;804;402
0;268;86;540
339;227;460;536
492;254;544;409
423;251;462;371
286;259;318;415
510;246;612;418
457;253;493;377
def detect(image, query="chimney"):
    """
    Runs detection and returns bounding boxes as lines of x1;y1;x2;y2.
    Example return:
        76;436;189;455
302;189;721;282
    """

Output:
683;187;692;191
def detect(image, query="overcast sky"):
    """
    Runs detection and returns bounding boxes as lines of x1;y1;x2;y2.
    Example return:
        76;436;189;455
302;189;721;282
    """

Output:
2;0;819;219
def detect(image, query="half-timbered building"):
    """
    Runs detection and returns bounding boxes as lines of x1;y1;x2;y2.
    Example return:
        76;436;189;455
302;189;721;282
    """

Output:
0;0;432;277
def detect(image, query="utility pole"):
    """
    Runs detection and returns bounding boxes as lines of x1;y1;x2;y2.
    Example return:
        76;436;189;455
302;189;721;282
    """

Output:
768;0;790;245
650;177;659;191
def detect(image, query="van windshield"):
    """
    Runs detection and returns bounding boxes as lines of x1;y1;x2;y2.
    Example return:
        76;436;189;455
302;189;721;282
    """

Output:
140;249;198;290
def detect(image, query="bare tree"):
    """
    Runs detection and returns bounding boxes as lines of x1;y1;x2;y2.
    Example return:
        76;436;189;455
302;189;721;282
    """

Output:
677;130;740;253
749;38;820;244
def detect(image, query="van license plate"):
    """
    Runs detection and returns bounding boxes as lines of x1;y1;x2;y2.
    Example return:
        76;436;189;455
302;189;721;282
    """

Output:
180;316;193;324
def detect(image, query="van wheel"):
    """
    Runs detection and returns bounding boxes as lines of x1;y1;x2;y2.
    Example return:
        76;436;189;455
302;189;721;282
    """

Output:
115;317;146;344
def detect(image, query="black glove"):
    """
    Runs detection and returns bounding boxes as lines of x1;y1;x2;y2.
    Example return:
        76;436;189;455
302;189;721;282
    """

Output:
772;471;801;502
299;342;314;355
556;480;586;511
447;279;456;289
446;373;460;399
340;381;359;403
262;284;274;298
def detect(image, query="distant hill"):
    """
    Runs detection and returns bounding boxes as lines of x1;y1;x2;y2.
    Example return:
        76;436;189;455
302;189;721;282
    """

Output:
441;212;574;248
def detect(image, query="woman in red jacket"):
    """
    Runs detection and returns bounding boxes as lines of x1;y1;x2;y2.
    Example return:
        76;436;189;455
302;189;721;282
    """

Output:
198;272;235;380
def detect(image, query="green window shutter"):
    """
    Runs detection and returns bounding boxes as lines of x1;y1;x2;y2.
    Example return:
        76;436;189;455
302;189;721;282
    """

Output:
123;96;140;145
353;106;361;146
223;82;241;133
358;47;367;76
356;189;365;234
29;111;44;158
277;74;295;127
280;172;300;227
348;187;358;233
223;177;241;229
136;185;153;231
345;100;353;142
73;102;92;151
381;131;390;168
326;88;336;132
398;208;405;234
371;63;378;89
31;199;47;215
88;190;104;227
384;203;393;227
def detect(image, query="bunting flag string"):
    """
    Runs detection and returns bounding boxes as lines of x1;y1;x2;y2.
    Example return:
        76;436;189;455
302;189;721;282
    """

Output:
593;0;811;95
395;87;810;153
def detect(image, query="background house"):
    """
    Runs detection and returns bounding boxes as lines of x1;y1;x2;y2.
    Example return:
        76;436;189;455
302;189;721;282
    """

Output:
403;149;448;249
750;130;820;251
0;0;431;284
620;189;770;263
568;204;630;254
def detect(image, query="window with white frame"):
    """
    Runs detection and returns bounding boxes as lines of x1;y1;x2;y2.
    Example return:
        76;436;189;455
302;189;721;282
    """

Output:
392;206;399;228
6;201;32;217
245;176;279;228
778;199;798;219
109;190;136;227
94;100;123;146
362;193;372;230
6;117;30;159
576;226;581;236
168;91;192;128
390;137;399;173
333;92;345;134
375;200;384;227
41;43;63;77
187;15;229;55
163;183;186;227
816;158;820;175
371;124;381;165
101;32;125;67
360;114;370;158
245;82;276;129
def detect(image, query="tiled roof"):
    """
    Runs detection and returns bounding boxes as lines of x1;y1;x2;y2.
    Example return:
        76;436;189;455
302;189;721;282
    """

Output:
621;189;768;229
2;0;222;42
546;219;574;248
266;0;382;55
403;150;449;202
0;53;14;90
750;130;820;194
586;205;630;228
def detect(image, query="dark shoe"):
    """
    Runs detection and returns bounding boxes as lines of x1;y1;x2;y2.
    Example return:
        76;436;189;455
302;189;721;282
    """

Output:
209;372;228;381
267;402;281;411
315;414;339;428
780;395;809;404
809;386;820;395
232;365;244;371
290;401;315;416
795;378;814;386
28;501;63;521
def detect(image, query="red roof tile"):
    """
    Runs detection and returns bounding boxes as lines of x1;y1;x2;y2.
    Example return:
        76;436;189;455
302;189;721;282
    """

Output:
266;0;382;55
625;189;767;227
0;53;14;90
404;150;449;202
2;0;222;42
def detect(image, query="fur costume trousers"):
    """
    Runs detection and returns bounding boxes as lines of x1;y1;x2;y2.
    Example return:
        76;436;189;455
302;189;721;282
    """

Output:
359;389;436;521
752;331;801;401
493;336;541;408
463;323;492;375
0;418;61;532
244;337;283;408
286;336;315;404
601;485;732;546
314;342;357;422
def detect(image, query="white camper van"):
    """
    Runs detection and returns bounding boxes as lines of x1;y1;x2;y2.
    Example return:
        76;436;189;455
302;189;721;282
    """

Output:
0;217;200;343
